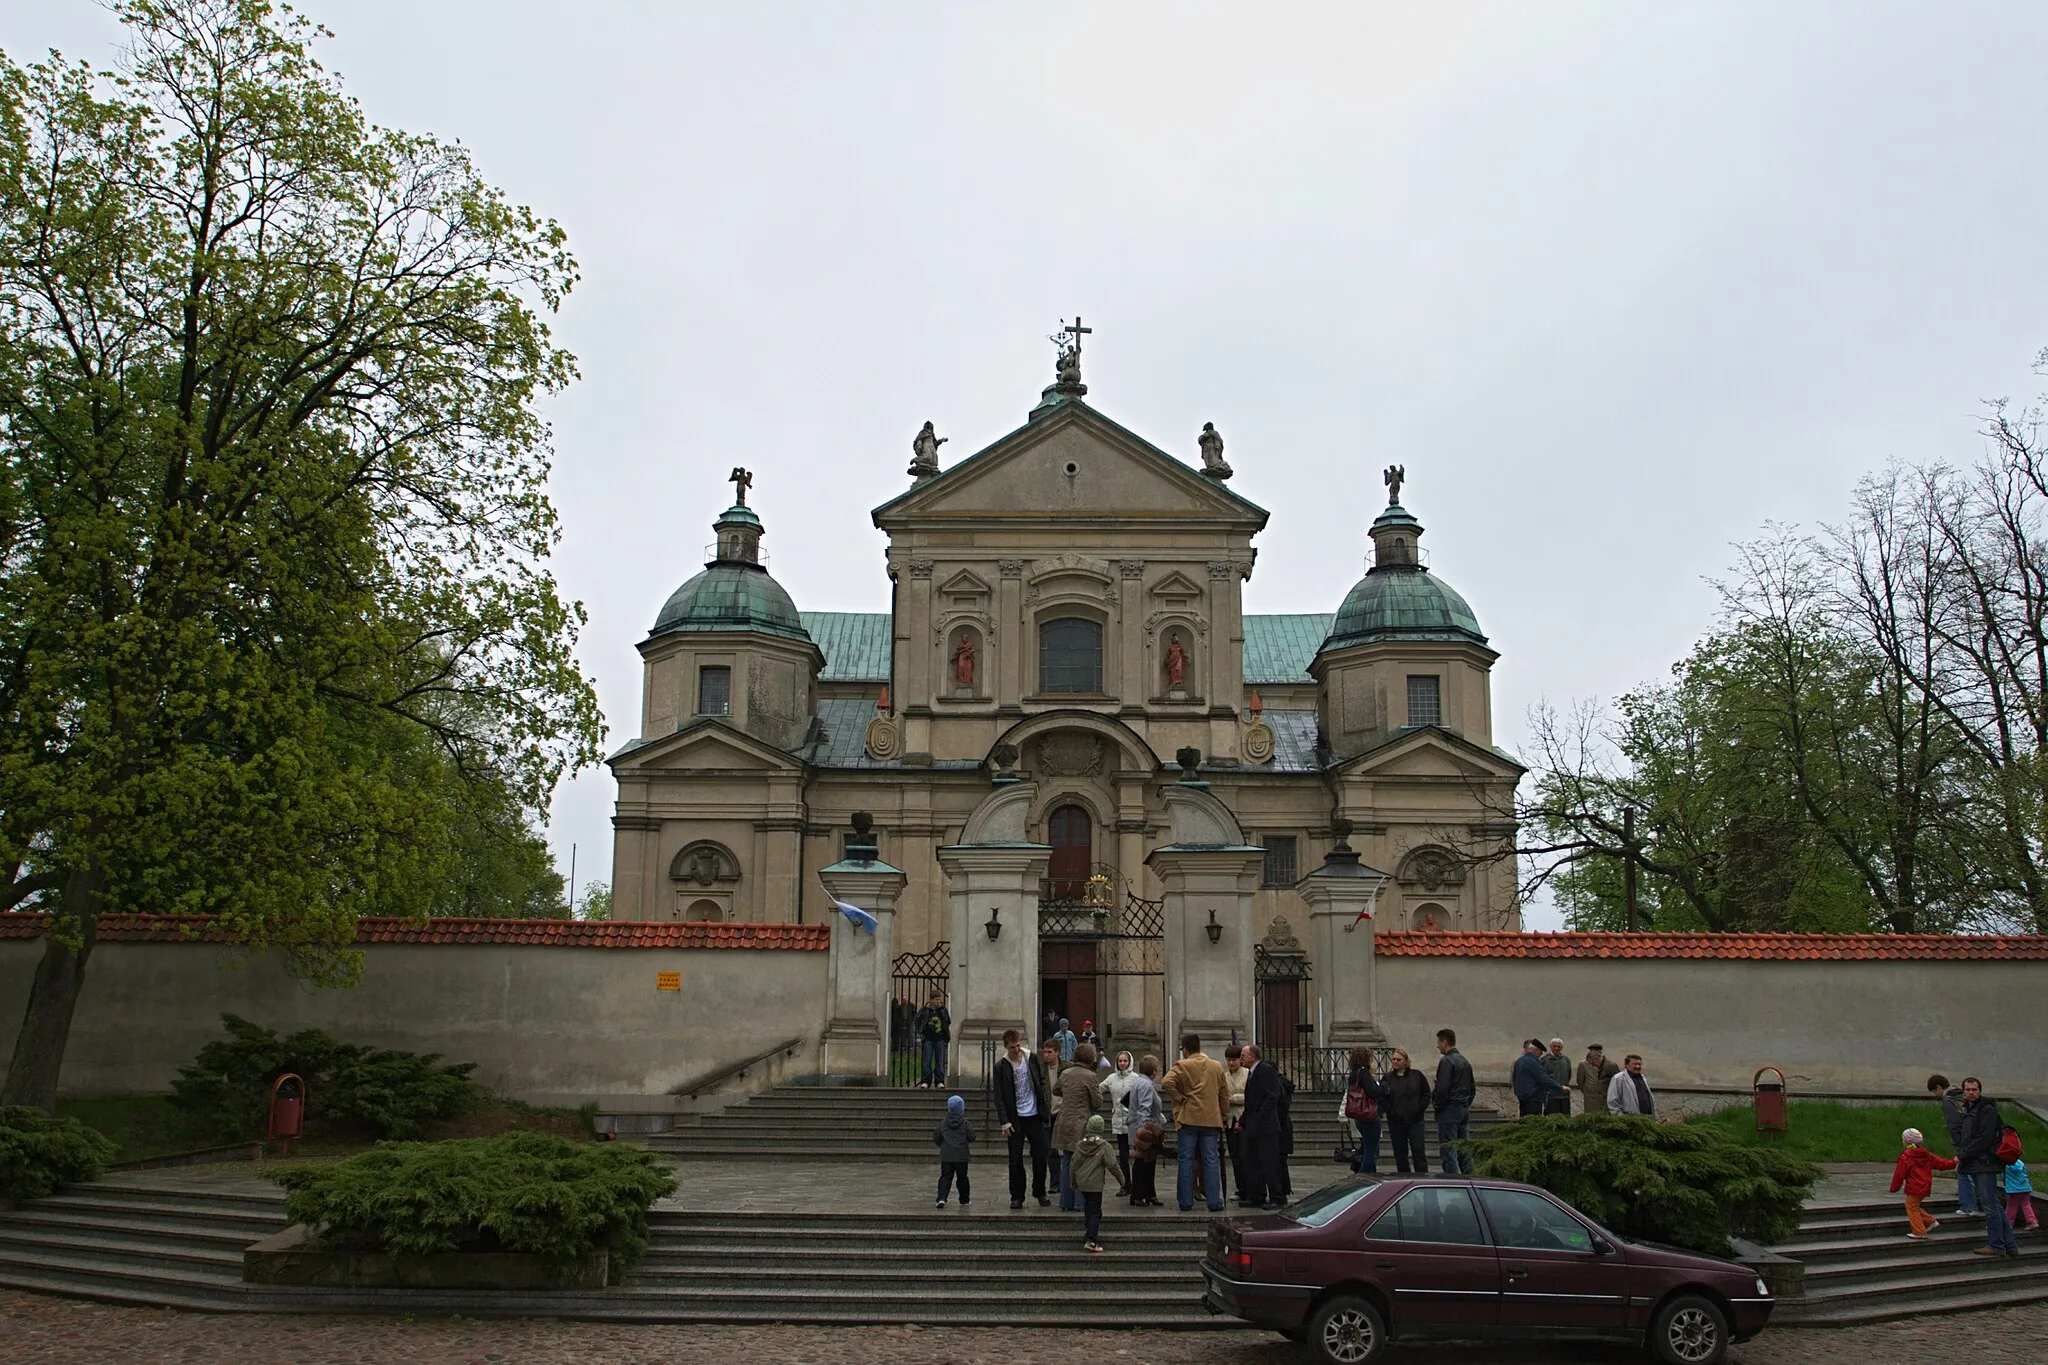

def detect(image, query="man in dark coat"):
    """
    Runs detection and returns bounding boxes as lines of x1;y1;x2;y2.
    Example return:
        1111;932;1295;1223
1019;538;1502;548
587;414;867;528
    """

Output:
1511;1038;1568;1117
1433;1028;1477;1175
992;1028;1052;1208
1238;1044;1289;1209
1955;1077;2019;1257
1929;1073;1979;1216
912;992;951;1088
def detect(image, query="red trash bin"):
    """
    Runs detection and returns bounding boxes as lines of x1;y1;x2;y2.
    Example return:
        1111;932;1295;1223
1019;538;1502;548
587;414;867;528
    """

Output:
267;1072;306;1154
1752;1065;1788;1132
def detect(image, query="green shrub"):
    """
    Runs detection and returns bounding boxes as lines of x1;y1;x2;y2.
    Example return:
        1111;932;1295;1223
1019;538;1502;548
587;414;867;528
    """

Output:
327;1050;480;1140
273;1131;677;1281
1464;1113;1823;1256
0;1106;120;1202
170;1014;481;1140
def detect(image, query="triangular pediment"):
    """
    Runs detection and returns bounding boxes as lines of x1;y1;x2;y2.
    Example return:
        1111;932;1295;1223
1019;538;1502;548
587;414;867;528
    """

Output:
608;718;804;775
873;403;1269;530
1334;726;1526;781
937;568;992;599
1148;570;1204;601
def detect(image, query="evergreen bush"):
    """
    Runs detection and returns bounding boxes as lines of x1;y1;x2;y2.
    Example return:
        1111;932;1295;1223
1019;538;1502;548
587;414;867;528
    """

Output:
170;1014;480;1140
1463;1113;1822;1255
0;1106;120;1201
273;1131;677;1280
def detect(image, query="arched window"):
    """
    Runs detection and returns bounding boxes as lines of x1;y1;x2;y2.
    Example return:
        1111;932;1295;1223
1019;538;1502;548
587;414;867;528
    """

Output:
1039;617;1103;694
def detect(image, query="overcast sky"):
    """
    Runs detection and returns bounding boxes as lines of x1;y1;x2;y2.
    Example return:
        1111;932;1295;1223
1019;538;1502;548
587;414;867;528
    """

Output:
10;3;2048;929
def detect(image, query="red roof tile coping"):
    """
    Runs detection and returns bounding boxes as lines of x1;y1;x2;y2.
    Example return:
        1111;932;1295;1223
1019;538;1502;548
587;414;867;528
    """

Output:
0;914;828;951
1373;930;2048;961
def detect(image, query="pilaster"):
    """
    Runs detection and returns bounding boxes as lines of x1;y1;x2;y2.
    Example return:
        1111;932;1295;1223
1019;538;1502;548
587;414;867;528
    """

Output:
1298;836;1394;1047
937;841;1051;1083
818;849;907;1077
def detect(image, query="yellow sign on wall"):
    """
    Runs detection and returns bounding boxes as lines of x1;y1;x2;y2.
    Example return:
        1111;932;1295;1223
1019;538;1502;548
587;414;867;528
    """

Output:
655;971;682;992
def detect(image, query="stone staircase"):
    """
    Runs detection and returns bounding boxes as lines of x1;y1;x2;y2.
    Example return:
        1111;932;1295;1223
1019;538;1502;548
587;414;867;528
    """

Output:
1772;1193;2048;1325
643;1083;1505;1164
0;1180;285;1310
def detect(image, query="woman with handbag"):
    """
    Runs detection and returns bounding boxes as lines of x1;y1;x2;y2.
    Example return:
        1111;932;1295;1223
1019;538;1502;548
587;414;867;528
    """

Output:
1344;1045;1385;1174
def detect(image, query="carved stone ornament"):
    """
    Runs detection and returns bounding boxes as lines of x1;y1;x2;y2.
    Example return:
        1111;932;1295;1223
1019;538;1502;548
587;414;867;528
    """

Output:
1240;719;1276;766
1119;559;1146;579
1260;915;1303;952
668;840;741;886
865;714;902;761
908;559;935;579
1399;847;1467;891
998;559;1026;579
1036;733;1105;777
1207;561;1235;580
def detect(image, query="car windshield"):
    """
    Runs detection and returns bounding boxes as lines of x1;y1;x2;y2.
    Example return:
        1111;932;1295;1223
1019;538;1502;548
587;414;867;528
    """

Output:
1283;1178;1381;1229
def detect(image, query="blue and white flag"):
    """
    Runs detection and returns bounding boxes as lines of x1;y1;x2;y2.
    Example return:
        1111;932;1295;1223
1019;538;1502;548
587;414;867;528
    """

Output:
821;881;878;935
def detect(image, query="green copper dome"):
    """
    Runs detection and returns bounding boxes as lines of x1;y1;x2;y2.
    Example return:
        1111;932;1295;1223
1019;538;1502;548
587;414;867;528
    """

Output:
652;563;811;641
1317;496;1486;654
1320;568;1487;651
650;491;814;644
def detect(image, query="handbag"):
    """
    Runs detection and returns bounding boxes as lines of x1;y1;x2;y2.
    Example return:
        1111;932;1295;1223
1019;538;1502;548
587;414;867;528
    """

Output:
1344;1079;1379;1124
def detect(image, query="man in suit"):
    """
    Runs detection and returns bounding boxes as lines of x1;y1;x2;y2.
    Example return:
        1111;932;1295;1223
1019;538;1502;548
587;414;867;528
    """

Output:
993;1028;1052;1208
1239;1044;1289;1210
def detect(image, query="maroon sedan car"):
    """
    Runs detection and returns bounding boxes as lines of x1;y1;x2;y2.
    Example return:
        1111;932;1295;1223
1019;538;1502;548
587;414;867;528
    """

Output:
1202;1176;1772;1365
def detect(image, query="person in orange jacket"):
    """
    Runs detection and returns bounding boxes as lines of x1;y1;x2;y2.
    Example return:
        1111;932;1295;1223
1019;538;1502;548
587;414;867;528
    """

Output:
1892;1126;1959;1239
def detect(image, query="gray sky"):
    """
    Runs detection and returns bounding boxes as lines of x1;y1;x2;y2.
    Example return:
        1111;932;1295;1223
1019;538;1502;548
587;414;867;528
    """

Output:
10;3;2048;929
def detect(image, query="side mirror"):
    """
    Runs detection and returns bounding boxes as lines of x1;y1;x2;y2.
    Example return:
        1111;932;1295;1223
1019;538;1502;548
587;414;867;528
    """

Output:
1591;1237;1616;1256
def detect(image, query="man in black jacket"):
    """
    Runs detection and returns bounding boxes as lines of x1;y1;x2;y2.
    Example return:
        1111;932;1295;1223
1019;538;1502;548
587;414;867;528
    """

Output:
1928;1073;1979;1216
992;1028;1052;1208
1956;1077;2019;1257
1238;1044;1288;1209
1433;1028;1477;1175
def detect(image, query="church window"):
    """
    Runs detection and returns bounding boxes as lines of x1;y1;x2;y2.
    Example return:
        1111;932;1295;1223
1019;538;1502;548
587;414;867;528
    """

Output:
1406;675;1441;727
697;665;732;716
1039;617;1103;694
1260;836;1298;888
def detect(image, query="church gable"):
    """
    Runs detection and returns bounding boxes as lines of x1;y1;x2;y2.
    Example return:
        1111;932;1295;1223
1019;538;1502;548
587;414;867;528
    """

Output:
610;719;804;775
1337;727;1524;782
873;404;1267;529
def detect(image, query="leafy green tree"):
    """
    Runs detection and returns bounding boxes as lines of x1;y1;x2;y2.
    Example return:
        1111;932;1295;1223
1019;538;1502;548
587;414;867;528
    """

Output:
575;879;612;923
0;0;601;1108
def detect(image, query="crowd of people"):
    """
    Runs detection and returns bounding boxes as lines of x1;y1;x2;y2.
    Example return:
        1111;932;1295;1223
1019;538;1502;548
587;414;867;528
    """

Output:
1903;1074;2035;1258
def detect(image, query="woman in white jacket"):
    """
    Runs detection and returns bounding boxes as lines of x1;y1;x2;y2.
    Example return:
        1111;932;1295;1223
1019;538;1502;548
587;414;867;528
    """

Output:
1100;1051;1139;1186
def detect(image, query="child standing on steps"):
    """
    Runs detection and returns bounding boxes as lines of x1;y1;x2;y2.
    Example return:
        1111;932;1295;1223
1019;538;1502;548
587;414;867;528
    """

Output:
2001;1127;2037;1232
1070;1113;1127;1253
1890;1127;1957;1239
933;1093;974;1209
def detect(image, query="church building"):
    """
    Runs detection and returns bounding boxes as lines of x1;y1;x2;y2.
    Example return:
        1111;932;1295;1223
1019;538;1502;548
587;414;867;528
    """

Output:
608;330;1522;1056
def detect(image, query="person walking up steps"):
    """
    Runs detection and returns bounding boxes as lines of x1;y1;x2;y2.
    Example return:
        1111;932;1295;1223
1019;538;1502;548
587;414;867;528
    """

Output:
1930;1074;1980;1217
1957;1078;2020;1258
1052;1043;1107;1212
2003;1127;2038;1233
993;1028;1051;1209
1890;1127;1955;1239
1070;1113;1126;1252
933;1094;974;1208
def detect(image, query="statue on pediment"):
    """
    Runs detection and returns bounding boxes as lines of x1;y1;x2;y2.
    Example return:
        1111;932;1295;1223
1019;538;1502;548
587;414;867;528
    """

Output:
909;421;947;478
1198;422;1232;480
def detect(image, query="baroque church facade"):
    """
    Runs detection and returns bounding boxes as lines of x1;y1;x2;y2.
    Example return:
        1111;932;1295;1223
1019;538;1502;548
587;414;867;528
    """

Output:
609;336;1522;1051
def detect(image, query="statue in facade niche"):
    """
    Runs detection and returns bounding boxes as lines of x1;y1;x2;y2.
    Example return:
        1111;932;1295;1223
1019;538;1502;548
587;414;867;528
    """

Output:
1164;634;1188;688
1197;422;1232;480
909;421;947;478
952;632;977;688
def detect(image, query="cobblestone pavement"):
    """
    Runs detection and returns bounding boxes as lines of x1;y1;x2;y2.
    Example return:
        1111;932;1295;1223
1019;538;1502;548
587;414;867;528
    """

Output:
6;1293;2048;1364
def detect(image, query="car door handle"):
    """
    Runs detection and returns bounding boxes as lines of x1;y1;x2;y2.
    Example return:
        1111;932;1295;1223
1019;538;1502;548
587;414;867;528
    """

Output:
1375;1261;1397;1270
1504;1267;1530;1278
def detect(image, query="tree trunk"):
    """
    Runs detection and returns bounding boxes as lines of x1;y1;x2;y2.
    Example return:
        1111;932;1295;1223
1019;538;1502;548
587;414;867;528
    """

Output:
0;867;103;1111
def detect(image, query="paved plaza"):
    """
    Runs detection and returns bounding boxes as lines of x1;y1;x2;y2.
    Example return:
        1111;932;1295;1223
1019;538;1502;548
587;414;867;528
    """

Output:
4;1291;2047;1364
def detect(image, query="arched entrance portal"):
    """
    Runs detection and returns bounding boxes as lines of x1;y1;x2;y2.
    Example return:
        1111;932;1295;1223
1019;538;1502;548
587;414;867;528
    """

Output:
1040;803;1097;1039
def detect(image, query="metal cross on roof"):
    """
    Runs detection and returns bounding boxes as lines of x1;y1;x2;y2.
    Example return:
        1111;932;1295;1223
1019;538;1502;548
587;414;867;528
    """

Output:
1061;316;1092;354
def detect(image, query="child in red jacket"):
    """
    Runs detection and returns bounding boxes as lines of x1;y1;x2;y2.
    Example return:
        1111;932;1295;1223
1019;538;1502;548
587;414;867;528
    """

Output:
1892;1127;1958;1239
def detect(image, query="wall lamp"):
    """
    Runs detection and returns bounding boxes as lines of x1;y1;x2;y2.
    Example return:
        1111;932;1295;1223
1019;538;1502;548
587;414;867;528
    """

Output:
1205;908;1222;946
985;907;1003;942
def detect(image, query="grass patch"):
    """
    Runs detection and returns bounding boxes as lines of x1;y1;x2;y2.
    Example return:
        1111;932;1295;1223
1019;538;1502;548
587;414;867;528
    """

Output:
1686;1099;2048;1164
56;1096;217;1164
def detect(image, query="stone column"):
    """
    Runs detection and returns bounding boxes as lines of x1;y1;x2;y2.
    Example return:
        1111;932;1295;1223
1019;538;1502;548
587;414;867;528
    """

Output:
1298;833;1393;1047
937;840;1049;1084
997;560;1025;704
1149;843;1264;1045
1118;560;1145;699
818;834;907;1077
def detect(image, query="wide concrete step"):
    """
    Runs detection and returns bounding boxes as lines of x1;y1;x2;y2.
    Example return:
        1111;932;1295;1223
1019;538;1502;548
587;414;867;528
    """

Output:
0;1208;281;1248
25;1192;286;1231
0;1224;246;1271
1793;1256;2048;1311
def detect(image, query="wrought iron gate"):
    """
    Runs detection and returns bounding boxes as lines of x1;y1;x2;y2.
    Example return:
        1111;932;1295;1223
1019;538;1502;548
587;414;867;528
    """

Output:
890;940;950;1086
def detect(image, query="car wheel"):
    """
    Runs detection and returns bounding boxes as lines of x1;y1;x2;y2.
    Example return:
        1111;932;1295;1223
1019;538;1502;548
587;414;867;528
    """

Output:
1650;1293;1729;1365
1306;1294;1386;1365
